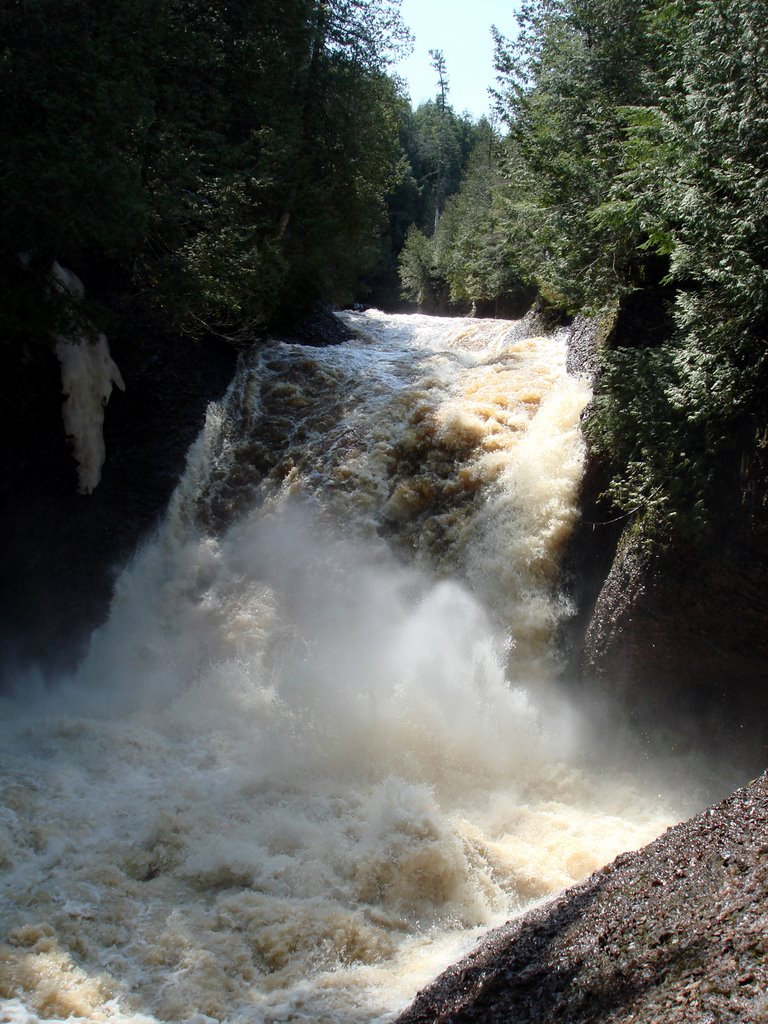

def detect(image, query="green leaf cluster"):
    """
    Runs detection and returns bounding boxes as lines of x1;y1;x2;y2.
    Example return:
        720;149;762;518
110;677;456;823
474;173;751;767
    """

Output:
483;0;768;543
0;0;409;342
398;120;530;312
372;88;484;307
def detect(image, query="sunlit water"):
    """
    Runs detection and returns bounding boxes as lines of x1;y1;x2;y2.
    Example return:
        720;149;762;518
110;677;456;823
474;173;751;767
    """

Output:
2;312;694;1023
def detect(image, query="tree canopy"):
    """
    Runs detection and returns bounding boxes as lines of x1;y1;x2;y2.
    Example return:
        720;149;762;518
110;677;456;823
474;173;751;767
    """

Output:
4;0;767;545
394;0;768;543
0;0;411;341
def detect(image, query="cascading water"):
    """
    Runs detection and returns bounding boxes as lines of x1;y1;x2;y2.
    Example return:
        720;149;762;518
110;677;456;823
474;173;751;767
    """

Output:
1;312;694;1023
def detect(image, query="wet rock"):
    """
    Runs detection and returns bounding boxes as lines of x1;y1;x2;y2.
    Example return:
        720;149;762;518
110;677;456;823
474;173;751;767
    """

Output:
576;522;768;767
279;304;355;347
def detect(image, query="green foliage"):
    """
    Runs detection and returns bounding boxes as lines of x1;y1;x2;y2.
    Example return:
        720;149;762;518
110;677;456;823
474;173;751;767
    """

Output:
374;82;485;307
663;0;768;414
433;122;531;307
398;225;441;307
480;0;768;543
603;0;768;540
492;0;673;311
0;0;409;342
586;343;714;544
398;100;479;236
394;118;536;313
0;0;156;264
278;60;404;315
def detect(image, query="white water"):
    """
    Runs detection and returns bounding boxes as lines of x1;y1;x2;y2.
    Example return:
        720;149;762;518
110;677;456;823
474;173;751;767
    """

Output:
51;261;125;494
2;312;692;1024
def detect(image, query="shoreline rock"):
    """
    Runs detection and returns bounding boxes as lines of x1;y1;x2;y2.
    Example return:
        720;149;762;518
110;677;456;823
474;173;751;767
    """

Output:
396;771;768;1024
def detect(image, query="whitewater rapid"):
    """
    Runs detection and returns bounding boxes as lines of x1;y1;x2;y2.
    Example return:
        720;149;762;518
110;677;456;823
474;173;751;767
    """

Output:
1;312;691;1023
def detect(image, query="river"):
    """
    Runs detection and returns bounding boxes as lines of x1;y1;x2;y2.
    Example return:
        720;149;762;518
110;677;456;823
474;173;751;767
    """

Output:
1;311;696;1023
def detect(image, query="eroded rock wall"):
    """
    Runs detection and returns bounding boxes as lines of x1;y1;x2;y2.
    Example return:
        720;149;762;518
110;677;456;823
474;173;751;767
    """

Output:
562;302;768;767
0;319;236;685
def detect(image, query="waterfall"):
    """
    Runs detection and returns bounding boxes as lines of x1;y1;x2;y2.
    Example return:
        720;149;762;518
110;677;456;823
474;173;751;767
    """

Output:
0;312;692;1024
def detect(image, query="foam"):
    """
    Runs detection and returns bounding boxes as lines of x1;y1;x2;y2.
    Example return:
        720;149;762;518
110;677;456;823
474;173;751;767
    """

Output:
1;312;690;1023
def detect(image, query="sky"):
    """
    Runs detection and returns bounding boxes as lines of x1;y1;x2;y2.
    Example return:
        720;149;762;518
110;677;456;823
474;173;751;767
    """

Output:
392;0;520;121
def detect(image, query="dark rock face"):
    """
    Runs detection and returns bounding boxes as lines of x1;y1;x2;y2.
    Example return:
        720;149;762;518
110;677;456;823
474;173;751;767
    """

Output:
472;285;539;321
278;303;355;346
579;526;768;763
558;314;625;685
566;314;603;379
0;320;236;687
560;304;768;769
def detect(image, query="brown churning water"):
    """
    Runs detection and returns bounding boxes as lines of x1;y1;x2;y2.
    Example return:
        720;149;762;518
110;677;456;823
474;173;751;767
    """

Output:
1;311;684;1024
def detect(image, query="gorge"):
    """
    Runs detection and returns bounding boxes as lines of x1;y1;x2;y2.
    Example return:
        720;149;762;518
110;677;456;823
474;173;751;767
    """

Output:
2;309;745;1024
3;0;768;1018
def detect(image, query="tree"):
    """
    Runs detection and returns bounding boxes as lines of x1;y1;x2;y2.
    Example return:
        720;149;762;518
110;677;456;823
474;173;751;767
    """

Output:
399;119;532;314
376;85;482;308
491;0;673;311
140;0;409;332
398;224;443;308
429;48;450;231
0;0;159;339
483;0;768;541
402;100;478;234
585;0;768;539
661;0;768;426
0;0;411;343
436;121;530;311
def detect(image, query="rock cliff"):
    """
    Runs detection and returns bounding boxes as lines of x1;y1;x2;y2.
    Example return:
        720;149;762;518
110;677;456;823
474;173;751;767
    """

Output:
0;318;235;685
561;304;768;771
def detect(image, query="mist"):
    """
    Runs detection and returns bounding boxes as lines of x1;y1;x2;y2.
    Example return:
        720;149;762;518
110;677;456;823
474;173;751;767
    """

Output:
0;312;720;1024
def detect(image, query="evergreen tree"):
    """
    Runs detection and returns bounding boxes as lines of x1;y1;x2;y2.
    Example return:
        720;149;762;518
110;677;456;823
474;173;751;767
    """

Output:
429;48;450;231
0;0;159;338
0;0;410;342
483;0;768;540
491;0;672;310
398;119;532;313
382;78;482;308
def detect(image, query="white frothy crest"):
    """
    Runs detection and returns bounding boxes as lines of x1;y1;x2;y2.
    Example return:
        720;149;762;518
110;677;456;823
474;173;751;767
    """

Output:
1;312;692;1024
51;261;125;494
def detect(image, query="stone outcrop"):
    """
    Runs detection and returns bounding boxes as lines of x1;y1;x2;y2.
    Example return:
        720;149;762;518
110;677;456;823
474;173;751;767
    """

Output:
579;527;768;749
0;317;236;685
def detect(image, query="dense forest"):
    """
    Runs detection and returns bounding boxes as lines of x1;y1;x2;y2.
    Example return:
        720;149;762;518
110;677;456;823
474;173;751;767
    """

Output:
2;0;767;545
0;0;416;339
402;0;768;547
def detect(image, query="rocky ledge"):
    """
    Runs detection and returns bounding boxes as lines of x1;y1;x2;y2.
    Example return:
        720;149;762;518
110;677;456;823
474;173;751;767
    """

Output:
396;771;768;1024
